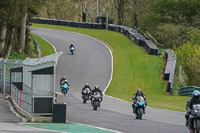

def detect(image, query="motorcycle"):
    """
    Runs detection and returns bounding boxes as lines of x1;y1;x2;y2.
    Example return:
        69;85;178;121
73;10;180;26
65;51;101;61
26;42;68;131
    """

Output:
82;88;91;103
91;92;102;110
61;83;69;96
133;96;146;119
189;104;200;133
60;80;65;89
70;46;75;55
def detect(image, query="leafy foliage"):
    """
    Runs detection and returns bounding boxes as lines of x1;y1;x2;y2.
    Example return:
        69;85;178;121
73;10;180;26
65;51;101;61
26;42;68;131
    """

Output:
0;0;47;59
175;42;200;86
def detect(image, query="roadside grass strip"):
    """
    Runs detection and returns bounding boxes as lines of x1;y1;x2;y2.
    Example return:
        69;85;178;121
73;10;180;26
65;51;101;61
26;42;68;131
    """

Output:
32;23;189;112
23;123;117;133
31;34;56;56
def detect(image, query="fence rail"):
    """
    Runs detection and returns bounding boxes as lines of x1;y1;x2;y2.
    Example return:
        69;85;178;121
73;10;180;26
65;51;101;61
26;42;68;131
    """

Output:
11;84;32;114
178;86;200;96
11;83;53;115
0;58;23;94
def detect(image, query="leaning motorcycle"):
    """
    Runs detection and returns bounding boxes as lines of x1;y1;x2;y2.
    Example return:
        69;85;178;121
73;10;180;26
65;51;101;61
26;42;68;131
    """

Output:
82;88;91;103
133;96;146;119
91;93;102;110
70;46;75;55
189;104;200;133
61;84;69;96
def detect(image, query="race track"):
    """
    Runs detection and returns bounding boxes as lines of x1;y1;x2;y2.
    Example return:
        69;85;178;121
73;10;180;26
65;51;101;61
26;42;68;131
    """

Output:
31;27;188;133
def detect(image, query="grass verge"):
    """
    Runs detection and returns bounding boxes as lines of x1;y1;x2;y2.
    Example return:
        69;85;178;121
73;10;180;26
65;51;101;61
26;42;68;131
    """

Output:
31;34;55;56
32;23;189;112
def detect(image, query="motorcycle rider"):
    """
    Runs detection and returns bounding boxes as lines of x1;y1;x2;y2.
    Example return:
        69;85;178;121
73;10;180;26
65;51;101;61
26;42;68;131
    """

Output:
62;83;69;95
81;83;91;95
90;85;103;105
185;90;200;128
132;88;147;113
69;44;75;51
60;76;66;89
63;79;70;87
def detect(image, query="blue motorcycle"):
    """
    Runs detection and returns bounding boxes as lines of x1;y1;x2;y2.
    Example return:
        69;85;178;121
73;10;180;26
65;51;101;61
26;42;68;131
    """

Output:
133;96;146;119
61;84;69;96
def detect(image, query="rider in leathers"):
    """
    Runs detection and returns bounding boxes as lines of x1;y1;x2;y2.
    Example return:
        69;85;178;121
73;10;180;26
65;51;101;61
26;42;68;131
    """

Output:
81;83;91;95
90;85;103;104
132;88;147;113
185;90;200;128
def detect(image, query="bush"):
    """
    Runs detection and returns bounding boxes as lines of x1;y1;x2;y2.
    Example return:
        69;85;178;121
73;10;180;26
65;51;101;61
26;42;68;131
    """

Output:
175;42;200;86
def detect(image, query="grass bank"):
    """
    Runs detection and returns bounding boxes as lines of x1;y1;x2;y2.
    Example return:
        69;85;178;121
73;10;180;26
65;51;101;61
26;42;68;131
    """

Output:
9;34;55;60
31;34;55;56
32;23;188;112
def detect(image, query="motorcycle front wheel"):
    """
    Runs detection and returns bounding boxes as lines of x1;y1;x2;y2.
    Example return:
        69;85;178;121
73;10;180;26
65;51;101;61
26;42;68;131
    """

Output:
83;99;86;103
93;101;99;110
193;119;200;133
136;108;143;120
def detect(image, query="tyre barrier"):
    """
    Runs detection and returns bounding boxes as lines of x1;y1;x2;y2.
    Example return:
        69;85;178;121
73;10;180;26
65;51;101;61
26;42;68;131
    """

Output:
31;17;176;93
32;17;159;55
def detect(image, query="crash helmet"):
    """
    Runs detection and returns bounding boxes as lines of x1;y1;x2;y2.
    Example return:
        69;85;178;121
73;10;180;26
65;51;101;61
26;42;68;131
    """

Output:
62;76;66;79
193;90;200;99
94;85;99;90
64;79;68;82
137;88;143;95
85;83;89;87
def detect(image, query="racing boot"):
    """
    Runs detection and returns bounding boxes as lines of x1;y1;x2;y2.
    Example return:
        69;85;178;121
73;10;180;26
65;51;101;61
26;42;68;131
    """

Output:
185;120;189;129
133;107;137;114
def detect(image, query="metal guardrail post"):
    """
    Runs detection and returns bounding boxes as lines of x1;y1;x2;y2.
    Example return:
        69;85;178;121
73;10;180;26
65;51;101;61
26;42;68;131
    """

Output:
106;12;108;30
53;64;56;104
3;64;6;94
31;73;34;115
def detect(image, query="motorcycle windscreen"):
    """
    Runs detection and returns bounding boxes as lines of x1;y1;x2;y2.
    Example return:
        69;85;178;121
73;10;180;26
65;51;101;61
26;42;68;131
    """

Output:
193;104;200;110
94;92;101;98
136;96;145;102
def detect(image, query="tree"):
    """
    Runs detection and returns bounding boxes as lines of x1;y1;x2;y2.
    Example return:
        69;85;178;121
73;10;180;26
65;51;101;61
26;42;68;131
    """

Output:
175;42;200;86
1;0;21;59
19;0;28;54
114;0;128;25
154;23;188;48
0;0;10;56
152;0;200;28
189;28;200;44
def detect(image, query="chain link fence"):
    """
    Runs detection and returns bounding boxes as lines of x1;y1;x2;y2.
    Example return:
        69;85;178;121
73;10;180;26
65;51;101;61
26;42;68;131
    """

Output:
0;58;23;94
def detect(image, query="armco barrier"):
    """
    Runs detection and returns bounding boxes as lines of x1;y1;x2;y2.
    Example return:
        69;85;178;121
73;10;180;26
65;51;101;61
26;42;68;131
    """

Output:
164;49;176;94
178;86;200;96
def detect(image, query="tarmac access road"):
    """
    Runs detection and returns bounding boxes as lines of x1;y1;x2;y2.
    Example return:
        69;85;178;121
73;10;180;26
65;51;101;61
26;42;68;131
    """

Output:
0;93;60;133
31;27;188;133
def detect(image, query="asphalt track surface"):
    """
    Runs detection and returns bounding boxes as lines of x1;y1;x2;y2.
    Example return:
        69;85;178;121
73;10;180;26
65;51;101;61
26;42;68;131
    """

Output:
31;27;188;133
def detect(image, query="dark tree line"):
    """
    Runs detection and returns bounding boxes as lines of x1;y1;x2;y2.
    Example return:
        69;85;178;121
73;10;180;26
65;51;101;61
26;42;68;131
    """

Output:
0;0;46;59
0;0;200;86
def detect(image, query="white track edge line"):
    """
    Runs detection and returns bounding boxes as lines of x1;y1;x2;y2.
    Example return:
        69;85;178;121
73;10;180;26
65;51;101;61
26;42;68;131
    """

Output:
33;27;185;114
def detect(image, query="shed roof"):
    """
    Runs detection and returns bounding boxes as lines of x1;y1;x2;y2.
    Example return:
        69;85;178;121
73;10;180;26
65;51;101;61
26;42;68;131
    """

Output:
23;51;63;66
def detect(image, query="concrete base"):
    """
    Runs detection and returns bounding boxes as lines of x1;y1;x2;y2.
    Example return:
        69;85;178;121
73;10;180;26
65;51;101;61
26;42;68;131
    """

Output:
55;92;65;104
6;95;52;122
